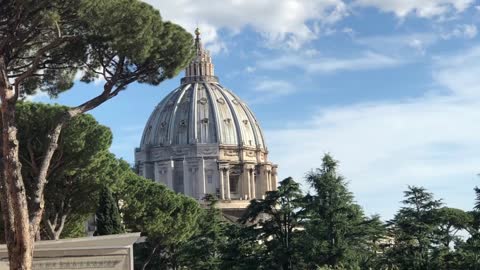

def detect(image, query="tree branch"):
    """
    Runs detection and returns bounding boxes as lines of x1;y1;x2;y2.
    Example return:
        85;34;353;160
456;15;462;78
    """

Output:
13;36;75;101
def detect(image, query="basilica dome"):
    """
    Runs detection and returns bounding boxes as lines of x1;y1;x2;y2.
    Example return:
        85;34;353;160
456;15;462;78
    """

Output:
135;29;277;211
139;77;266;150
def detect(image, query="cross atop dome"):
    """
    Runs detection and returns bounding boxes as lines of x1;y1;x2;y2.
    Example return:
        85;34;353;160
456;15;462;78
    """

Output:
181;28;218;84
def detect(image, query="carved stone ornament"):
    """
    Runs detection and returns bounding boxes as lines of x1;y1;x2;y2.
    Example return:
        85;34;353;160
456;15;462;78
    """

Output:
173;147;189;156
201;148;216;155
232;99;239;105
225;150;238;156
198;97;208;105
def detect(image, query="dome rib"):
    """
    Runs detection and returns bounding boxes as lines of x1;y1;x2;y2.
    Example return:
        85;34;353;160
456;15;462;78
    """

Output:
203;83;221;144
167;84;190;145
212;84;245;146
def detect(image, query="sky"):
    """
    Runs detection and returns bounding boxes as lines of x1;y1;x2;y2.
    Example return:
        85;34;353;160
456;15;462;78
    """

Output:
31;0;480;220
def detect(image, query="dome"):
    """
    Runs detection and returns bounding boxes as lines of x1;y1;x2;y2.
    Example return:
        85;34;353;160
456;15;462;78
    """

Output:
140;82;266;149
135;29;277;211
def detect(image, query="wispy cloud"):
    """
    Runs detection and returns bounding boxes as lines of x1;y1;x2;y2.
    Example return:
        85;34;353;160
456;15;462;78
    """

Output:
354;0;474;18
267;44;480;219
254;80;295;95
258;51;404;73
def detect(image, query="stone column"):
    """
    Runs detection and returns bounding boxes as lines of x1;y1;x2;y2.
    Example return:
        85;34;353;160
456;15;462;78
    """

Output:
166;159;174;189
267;170;272;191
183;158;191;196
199;158;206;199
153;162;159;183
250;169;256;199
225;168;231;200
190;167;198;199
246;168;251;199
272;165;278;191
219;168;225;200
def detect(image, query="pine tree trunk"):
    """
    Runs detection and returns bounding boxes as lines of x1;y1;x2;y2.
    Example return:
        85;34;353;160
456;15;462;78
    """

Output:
0;56;34;270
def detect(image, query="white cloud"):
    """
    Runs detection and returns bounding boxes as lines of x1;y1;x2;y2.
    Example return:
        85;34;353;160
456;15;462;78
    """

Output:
354;0;474;18
143;0;348;49
441;24;478;39
355;33;438;55
267;45;480;219
254;79;295;95
258;51;403;73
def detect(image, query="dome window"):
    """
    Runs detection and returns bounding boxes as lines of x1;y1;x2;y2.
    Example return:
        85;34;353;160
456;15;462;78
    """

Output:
217;97;225;104
201;118;209;124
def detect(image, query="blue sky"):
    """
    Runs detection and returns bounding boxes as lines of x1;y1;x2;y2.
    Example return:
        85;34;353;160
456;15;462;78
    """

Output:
32;0;480;219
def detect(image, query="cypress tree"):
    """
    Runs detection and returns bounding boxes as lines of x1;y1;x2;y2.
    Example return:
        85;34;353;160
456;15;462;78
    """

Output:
95;186;124;236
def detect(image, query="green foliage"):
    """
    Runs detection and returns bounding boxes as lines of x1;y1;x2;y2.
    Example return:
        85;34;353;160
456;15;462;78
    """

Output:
8;102;118;239
176;196;229;270
386;186;443;270
220;224;266;270
303;154;371;269
1;0;194;97
60;214;92;239
240;177;306;270
120;175;202;269
95;185;124;236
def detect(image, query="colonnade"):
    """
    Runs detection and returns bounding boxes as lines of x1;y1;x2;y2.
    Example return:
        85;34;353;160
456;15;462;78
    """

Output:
145;158;278;201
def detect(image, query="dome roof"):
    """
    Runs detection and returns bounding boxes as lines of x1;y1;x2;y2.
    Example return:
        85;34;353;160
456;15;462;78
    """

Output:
140;29;266;151
140;82;266;149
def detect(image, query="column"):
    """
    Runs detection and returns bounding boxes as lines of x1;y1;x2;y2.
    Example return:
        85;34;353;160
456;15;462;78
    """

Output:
183;158;191;196
199;158;206;199
191;168;197;199
246;168;251;199
250;169;256;199
225;168;231;200
219;169;225;200
166;159;174;189
153;162;160;183
266;170;271;191
272;166;278;191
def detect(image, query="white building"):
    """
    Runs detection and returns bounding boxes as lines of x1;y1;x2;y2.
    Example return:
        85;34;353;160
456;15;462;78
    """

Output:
135;29;277;213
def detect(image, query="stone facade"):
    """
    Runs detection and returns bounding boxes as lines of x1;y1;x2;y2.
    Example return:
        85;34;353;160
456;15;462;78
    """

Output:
0;233;139;270
135;29;278;211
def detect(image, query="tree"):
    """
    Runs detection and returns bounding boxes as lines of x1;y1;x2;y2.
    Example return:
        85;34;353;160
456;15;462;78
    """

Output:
0;1;193;268
95;185;124;236
177;195;229;270
240;177;306;270
387;186;442;270
435;207;471;249
451;187;480;270
12;102;115;240
220;223;266;270
303;154;373;269
120;175;202;270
